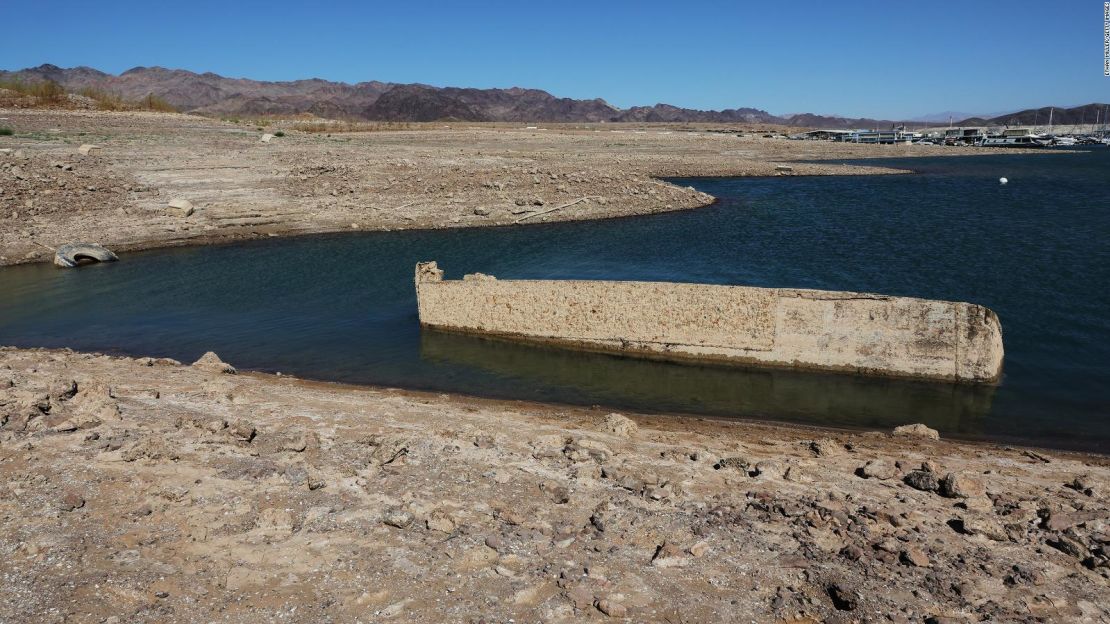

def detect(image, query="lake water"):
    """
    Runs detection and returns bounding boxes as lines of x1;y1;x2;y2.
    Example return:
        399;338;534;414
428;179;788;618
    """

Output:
2;149;1108;451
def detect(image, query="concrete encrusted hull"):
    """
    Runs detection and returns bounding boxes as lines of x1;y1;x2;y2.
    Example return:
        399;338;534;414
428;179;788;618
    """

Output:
414;262;1004;383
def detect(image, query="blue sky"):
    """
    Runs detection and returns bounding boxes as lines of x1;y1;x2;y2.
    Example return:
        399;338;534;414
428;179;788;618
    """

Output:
2;0;1106;119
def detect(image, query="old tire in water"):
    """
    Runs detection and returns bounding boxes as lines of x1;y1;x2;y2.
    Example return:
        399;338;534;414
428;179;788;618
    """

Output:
54;243;119;268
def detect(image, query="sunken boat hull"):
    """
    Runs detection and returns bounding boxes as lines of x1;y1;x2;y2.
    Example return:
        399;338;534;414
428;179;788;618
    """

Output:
414;262;1004;383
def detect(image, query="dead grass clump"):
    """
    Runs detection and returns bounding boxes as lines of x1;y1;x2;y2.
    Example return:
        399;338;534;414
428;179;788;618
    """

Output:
138;93;177;112
78;88;177;112
0;78;67;103
79;87;126;110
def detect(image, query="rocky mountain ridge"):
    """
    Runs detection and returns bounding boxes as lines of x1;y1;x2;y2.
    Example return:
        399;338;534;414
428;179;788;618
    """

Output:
0;64;866;127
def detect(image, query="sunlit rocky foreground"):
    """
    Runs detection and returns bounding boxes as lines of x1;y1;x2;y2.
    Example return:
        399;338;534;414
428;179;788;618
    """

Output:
1;347;1107;623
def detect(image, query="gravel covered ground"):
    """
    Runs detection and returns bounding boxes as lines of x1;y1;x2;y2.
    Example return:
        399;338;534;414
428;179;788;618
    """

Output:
1;347;1107;623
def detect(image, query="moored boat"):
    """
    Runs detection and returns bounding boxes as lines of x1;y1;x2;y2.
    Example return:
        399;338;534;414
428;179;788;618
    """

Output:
979;128;1051;147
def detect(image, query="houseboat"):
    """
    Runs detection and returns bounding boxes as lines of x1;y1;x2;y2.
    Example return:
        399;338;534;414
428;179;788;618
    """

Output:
843;128;921;144
979;128;1051;148
943;127;989;145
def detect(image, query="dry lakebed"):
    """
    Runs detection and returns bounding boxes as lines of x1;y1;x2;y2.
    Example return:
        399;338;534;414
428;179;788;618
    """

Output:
0;110;1106;623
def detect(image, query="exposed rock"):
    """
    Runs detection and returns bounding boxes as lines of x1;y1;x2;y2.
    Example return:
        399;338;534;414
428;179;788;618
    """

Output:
58;491;85;512
1067;474;1099;497
858;459;896;480
651;541;688;567
596;599;628;618
809;438;843;456
192;351;236;374
1048;534;1088;559
226;419;256;442
601;412;638;437
893;423;940;440
167;198;195;217
564;585;595;611
715;456;751;472
826;582;858;611
382;508;414;529
367;433;409;465
783;465;814;483
473;206;490;216
77;144;102;155
904;470;940;492
940;472;985;499
900;545;931;567
753;459;783;479
953;514;1008;541
426;511;456;533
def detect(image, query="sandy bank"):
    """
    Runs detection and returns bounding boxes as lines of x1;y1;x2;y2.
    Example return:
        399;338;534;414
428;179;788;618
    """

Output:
1;346;1107;622
0;109;1048;266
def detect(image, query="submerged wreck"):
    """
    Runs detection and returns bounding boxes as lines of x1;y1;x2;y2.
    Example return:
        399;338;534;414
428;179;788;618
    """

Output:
414;262;1004;383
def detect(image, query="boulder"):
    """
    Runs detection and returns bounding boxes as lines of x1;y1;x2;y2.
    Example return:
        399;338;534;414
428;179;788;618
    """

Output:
596;599;627;618
383;508;414;529
260;134;274;143
900;545;931;567
940;472;985;498
53;242;118;268
893;423;940;440
809;438;843;456
191;351;236;374
601;413;637;437
167;198;195;217
77;144;101;155
858;459;896;480
953;514;1008;541
904;470;940;492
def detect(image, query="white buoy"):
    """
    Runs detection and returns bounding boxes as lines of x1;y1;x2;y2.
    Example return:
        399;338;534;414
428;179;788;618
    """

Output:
999;177;1008;184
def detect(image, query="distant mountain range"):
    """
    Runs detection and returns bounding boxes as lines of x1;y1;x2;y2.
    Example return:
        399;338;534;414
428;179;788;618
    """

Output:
0;64;880;127
954;104;1110;127
2;65;1106;130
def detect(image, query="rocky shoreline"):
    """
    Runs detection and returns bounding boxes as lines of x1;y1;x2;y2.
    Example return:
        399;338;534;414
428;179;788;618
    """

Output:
0;109;1047;267
1;347;1107;623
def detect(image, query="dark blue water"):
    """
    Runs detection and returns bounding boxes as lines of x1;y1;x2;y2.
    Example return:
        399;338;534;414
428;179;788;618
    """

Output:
2;151;1108;451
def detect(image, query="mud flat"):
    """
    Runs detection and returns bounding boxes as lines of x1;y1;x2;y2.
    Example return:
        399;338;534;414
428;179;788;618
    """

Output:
0;109;1045;267
1;346;1108;622
415;262;1004;383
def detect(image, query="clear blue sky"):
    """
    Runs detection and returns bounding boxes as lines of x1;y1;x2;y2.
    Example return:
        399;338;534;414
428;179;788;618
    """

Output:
2;0;1106;119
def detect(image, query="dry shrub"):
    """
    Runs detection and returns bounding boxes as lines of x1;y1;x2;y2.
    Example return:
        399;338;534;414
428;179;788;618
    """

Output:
79;87;126;110
0;78;67;103
138;93;176;112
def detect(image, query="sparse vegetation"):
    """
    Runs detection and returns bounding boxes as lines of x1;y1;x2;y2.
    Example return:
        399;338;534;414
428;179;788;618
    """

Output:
274;131;285;137
138;93;176;112
78;86;126;110
0;127;13;136
291;120;414;133
0;79;177;112
0;77;67;103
